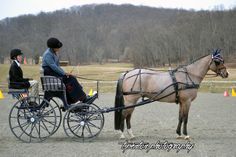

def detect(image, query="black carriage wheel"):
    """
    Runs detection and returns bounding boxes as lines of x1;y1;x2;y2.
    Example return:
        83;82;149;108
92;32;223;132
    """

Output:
63;103;104;141
9;96;58;142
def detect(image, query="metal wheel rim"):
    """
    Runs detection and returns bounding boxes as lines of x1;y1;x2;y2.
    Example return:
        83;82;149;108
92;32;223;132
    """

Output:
63;103;104;141
9;97;57;142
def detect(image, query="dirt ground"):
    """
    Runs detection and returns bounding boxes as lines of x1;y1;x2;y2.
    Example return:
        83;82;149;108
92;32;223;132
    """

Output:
0;93;236;157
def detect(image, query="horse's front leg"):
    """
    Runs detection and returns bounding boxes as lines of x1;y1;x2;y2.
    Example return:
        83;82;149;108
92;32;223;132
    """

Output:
183;114;189;140
183;101;191;140
176;101;191;140
176;104;183;138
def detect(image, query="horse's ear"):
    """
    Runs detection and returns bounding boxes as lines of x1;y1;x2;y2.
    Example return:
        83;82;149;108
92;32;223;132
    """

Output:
212;49;217;57
213;48;221;56
212;48;224;62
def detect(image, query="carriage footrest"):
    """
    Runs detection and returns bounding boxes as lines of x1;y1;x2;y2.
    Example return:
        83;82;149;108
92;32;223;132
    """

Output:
84;93;98;104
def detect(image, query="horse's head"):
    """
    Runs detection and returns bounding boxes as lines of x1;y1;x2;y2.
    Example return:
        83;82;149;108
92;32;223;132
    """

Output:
209;49;229;78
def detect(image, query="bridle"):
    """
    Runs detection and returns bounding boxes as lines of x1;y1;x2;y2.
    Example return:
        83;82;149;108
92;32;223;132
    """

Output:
209;54;226;77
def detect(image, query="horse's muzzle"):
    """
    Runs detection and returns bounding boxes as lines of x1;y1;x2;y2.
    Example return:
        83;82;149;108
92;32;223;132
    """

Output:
219;71;229;78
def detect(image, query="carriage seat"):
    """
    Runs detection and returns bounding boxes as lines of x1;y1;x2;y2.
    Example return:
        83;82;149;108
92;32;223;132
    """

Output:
40;76;65;91
8;88;28;99
40;76;68;110
7;76;29;99
8;88;28;94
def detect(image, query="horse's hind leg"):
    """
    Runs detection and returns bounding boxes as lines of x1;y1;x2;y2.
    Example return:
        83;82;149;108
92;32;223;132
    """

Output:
119;109;134;139
126;112;135;139
119;95;139;139
119;116;125;139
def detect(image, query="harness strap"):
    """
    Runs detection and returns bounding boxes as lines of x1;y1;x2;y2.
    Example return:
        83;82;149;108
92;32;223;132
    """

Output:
122;68;200;104
130;69;141;92
169;70;179;104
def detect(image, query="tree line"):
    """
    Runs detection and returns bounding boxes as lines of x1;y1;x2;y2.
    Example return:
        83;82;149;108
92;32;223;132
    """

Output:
0;4;236;67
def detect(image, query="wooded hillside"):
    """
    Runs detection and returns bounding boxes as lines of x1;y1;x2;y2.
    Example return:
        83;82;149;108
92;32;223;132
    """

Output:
0;4;236;67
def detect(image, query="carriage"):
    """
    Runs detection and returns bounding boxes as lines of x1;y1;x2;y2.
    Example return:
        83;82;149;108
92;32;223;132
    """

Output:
8;50;228;142
8;76;105;142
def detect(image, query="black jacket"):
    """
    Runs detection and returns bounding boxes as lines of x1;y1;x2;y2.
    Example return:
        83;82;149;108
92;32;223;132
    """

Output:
9;61;30;89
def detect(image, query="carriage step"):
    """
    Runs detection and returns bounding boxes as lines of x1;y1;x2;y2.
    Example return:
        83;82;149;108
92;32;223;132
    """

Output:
70;106;89;113
16;106;40;110
16;102;48;110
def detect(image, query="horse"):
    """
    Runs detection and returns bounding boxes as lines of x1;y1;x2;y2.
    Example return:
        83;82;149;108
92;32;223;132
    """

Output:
114;49;229;140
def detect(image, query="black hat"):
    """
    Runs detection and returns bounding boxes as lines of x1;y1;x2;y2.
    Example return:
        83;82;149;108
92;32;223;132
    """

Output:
10;49;23;60
47;37;63;48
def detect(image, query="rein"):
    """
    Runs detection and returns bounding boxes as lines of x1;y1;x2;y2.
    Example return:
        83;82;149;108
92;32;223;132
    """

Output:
74;75;113;81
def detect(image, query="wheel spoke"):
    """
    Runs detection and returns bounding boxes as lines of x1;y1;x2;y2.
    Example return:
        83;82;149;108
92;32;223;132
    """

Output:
41;118;56;126
88;115;102;121
18;129;26;138
68;117;82;123
40;120;51;134
87;121;101;130
18;122;31;138
86;111;97;119
10;116;27;120
71;124;81;133
73;112;85;120
29;123;36;142
75;125;82;135
42;106;57;116
34;122;41;139
18;109;30;116
38;121;41;138
43;115;60;118
81;125;85;138
12;121;29;130
85;124;93;137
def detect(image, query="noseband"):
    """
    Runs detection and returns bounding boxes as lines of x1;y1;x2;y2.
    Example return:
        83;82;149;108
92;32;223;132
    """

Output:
210;59;226;77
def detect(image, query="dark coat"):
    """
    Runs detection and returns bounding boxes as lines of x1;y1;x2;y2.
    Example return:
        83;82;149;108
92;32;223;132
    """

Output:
9;61;30;89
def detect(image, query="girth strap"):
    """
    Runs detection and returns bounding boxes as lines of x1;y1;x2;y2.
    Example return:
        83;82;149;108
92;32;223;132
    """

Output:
169;70;179;104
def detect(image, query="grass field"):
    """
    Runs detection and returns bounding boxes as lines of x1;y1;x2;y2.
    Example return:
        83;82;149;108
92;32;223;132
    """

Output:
0;63;236;93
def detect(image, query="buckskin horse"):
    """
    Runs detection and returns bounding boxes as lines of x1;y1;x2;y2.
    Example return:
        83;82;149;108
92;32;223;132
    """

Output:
114;49;228;140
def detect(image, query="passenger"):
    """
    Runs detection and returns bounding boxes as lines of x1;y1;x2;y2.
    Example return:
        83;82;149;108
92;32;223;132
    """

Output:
9;49;39;97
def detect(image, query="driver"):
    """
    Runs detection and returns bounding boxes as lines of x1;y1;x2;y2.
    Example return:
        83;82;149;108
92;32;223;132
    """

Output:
41;37;96;104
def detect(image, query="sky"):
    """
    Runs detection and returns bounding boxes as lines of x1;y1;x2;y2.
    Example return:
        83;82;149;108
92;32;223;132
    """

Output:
1;0;236;20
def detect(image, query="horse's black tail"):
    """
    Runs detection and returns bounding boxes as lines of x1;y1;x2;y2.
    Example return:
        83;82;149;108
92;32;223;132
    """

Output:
114;76;124;130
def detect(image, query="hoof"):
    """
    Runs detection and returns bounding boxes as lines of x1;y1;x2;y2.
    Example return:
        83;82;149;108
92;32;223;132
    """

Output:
129;135;135;140
120;134;126;139
127;129;135;139
176;135;184;139
184;135;190;140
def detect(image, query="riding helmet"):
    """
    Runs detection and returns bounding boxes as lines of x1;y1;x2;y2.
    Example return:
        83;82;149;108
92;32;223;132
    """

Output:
10;49;23;60
47;37;63;49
